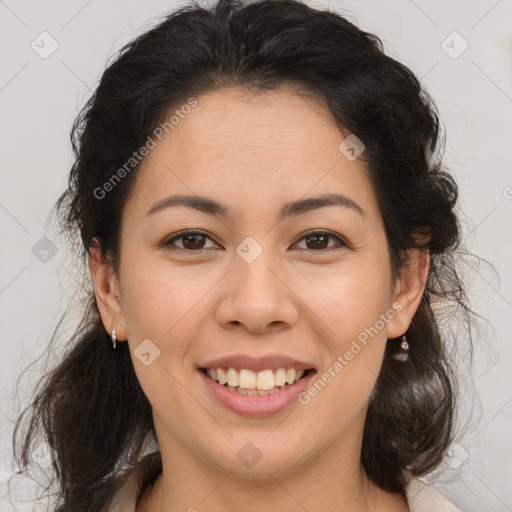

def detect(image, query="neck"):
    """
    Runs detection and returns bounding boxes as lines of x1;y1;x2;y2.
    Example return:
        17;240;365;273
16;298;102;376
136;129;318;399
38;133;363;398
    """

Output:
139;427;408;512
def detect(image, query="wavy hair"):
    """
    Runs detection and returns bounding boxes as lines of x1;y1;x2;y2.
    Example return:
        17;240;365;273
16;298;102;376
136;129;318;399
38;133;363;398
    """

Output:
13;0;473;510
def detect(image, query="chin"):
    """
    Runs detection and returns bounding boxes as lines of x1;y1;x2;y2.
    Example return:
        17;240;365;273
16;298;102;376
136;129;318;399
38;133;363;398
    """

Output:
201;433;315;477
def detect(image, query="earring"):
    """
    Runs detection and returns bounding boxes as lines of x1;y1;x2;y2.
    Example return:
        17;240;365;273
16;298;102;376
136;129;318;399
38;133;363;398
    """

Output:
392;334;409;362
111;329;117;350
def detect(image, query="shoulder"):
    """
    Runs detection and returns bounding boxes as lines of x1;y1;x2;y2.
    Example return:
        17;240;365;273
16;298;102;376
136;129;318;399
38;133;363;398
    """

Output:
405;476;461;512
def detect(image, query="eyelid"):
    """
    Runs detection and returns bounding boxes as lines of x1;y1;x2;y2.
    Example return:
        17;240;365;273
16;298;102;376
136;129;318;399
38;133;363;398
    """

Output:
162;229;348;252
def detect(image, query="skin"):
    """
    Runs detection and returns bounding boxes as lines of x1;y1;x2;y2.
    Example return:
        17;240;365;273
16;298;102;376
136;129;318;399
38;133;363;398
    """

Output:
89;87;429;512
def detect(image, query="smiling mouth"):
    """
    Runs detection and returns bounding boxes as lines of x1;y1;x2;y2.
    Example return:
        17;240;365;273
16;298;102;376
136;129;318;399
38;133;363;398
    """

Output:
200;367;315;396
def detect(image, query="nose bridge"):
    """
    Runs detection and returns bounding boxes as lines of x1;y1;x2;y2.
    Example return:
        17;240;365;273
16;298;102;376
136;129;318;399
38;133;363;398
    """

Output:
214;237;299;332
233;238;284;305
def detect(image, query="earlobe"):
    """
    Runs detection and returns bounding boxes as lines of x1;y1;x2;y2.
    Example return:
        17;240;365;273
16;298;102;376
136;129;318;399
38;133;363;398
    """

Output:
88;240;128;342
387;248;430;339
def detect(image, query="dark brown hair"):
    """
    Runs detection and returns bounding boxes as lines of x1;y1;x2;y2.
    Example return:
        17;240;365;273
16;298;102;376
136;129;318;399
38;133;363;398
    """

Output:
13;0;472;510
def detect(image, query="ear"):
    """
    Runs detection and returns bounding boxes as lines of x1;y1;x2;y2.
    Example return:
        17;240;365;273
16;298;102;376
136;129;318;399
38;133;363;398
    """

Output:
386;248;430;339
88;238;128;342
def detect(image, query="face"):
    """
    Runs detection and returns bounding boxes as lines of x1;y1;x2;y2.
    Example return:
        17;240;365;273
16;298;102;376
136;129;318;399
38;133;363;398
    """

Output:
91;87;424;478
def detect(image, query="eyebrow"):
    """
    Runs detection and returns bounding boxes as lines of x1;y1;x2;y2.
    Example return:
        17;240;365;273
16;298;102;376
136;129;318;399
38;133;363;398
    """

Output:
145;193;365;221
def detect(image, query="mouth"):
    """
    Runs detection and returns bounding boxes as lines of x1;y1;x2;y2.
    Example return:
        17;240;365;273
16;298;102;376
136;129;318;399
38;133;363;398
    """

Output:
199;367;315;397
197;354;317;416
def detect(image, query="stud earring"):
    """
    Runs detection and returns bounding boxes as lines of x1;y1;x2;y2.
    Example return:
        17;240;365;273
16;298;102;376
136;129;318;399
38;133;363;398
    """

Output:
111;329;117;350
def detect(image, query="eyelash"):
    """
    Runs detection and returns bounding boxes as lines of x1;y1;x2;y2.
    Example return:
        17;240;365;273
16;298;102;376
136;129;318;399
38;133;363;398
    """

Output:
162;229;348;253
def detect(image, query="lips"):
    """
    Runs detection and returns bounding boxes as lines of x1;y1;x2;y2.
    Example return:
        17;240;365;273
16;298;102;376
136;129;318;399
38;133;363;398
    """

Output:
197;353;316;416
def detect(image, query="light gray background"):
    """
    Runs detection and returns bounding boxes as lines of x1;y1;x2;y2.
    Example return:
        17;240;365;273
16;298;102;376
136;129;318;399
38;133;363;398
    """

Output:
1;0;511;510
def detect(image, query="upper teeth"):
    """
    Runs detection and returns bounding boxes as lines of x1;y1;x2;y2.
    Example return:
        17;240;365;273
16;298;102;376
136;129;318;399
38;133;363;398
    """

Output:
206;368;305;390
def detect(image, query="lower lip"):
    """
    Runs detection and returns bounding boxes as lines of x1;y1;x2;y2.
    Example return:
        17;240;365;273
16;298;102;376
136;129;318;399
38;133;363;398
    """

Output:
199;370;315;417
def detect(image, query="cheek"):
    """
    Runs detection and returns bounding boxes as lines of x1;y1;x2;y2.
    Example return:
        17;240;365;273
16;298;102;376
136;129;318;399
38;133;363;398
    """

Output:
304;261;392;337
300;262;391;397
120;259;218;341
300;273;389;431
120;262;209;419
120;259;219;403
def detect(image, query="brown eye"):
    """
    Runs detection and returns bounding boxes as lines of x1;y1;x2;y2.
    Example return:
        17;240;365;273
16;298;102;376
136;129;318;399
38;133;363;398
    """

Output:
305;233;329;250
182;234;206;249
294;231;346;252
163;230;219;251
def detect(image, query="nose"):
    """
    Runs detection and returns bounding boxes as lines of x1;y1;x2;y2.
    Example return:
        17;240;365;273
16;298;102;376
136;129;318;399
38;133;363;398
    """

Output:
214;250;299;334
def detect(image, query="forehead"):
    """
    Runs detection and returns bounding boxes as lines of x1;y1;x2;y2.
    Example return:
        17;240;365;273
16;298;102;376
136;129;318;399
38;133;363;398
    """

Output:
160;87;345;170
125;87;379;221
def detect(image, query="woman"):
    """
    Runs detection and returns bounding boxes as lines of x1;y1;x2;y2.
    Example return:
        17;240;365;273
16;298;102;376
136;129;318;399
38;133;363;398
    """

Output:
13;0;470;510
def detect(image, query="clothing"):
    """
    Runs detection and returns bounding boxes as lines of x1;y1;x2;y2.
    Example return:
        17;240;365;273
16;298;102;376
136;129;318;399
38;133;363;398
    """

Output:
106;451;460;512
